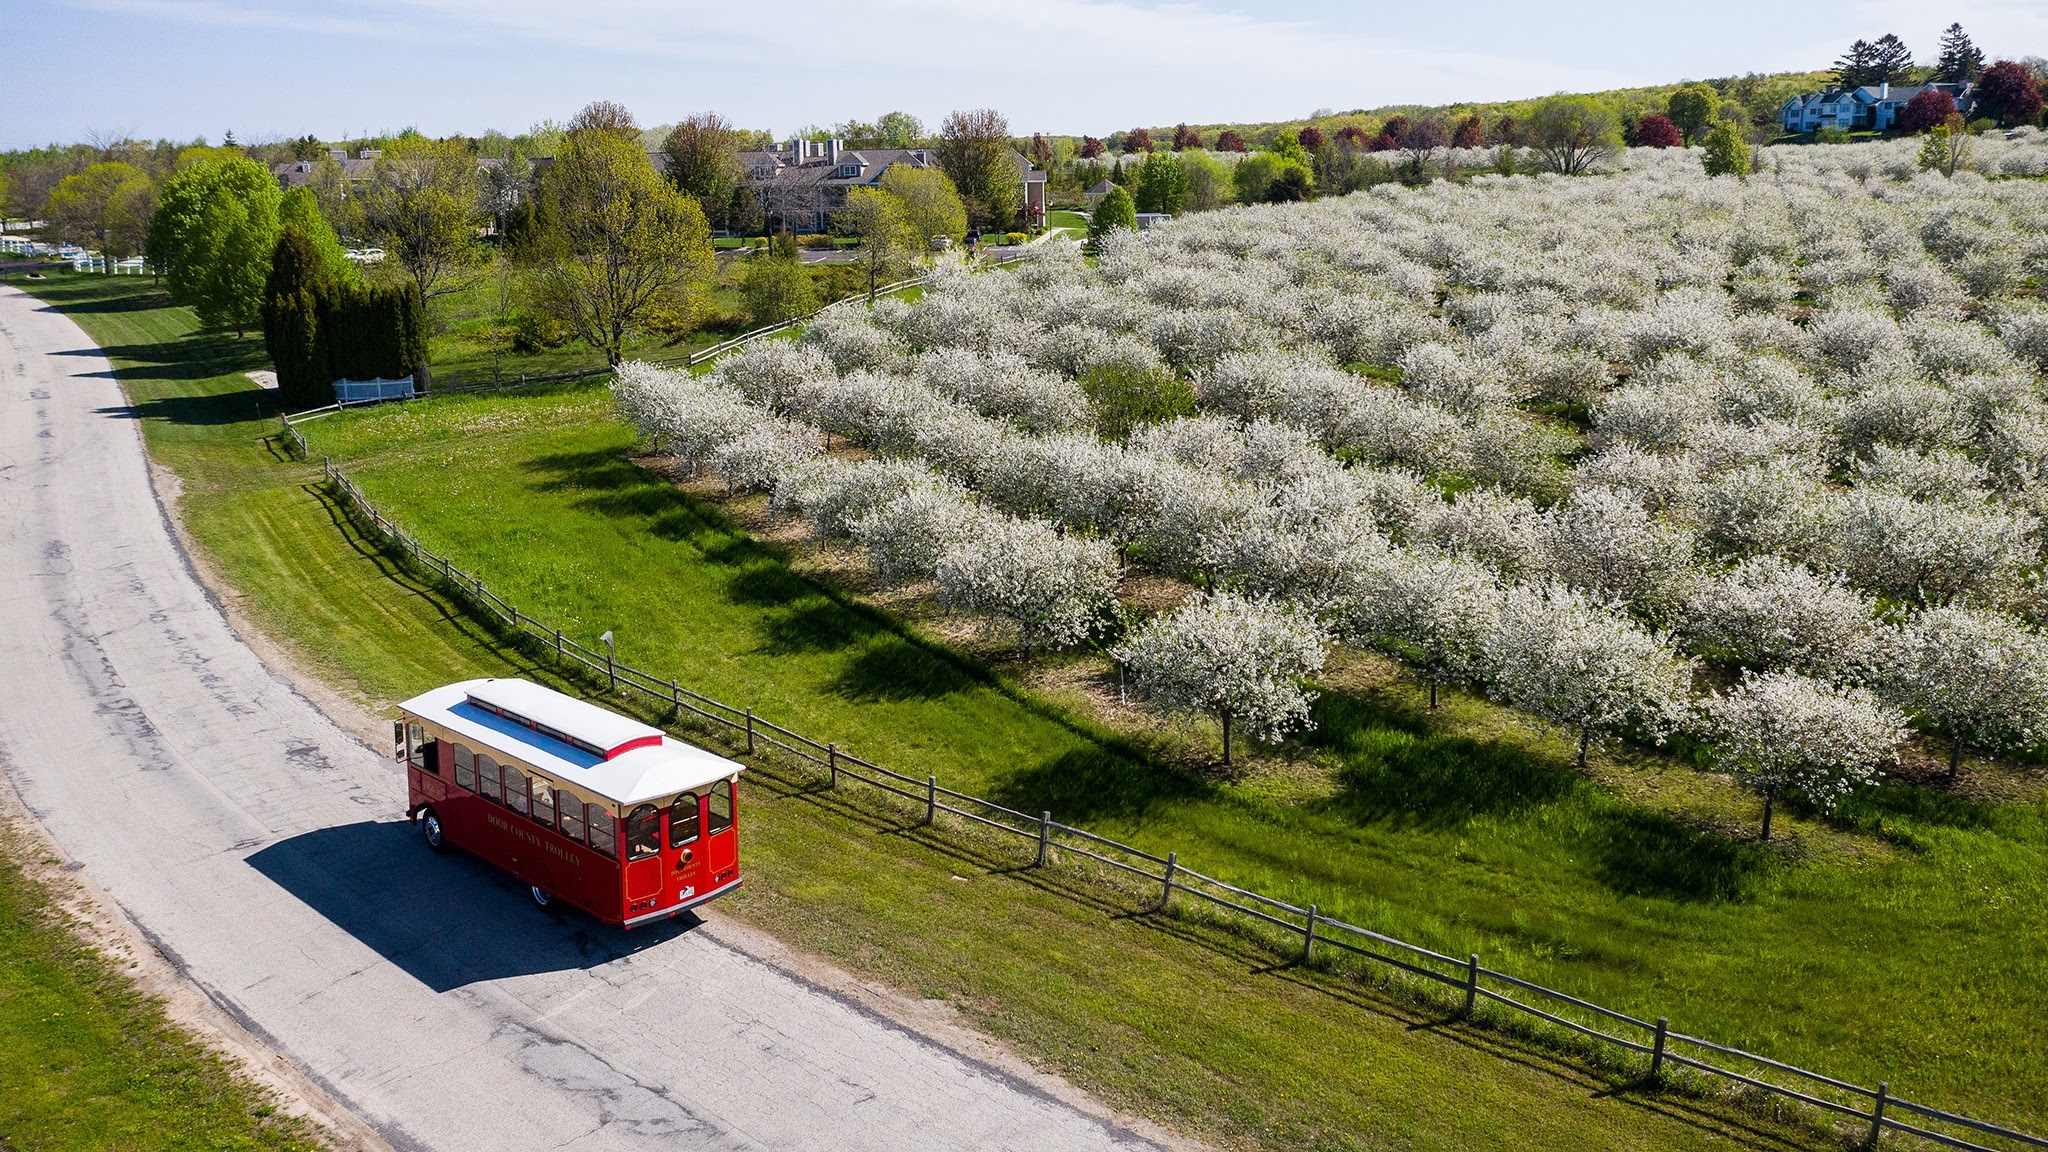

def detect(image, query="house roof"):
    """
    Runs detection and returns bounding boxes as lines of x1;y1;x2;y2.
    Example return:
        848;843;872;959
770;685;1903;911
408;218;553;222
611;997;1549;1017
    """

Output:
400;678;743;807
1085;180;1116;194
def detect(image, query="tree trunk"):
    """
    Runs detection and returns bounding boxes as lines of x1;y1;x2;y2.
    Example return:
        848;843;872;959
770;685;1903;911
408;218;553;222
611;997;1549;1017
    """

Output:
1428;678;1439;710
1948;735;1963;782
1760;785;1776;842
1576;726;1590;770
1221;711;1232;767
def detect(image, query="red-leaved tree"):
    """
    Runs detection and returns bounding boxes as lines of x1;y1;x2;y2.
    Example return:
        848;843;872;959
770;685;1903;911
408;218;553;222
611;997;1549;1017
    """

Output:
1634;114;1682;148
1334;125;1369;149
1380;114;1412;141
1978;60;2045;126
1367;132;1398;153
1124;127;1154;153
1898;87;1959;134
1215;130;1247;152
1452;115;1486;148
1298;125;1325;151
1080;136;1105;159
1172;123;1202;151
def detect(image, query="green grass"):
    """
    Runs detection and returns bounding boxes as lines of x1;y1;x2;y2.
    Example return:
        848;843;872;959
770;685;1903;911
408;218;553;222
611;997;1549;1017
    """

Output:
14;270;2045;1151
1047;209;1089;240
0;820;322;1152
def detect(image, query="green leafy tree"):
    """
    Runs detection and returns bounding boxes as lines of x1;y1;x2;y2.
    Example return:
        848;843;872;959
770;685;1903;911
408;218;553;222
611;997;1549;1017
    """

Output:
658;113;743;231
1665;84;1719;145
844;187;922;299
1917;114;1972;177
1701;120;1753;177
934;108;1023;230
742;253;818;326
878;164;966;245
358;136;488;306
1088;185;1136;242
1528;96;1622;175
1180;150;1230;211
1231;152;1313;202
45;161;155;259
523;125;716;364
146;154;281;333
1132;149;1186;215
875;111;925;146
277;188;360;290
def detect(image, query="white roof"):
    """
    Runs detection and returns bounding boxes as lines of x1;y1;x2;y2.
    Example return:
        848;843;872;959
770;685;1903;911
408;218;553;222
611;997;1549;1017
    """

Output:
399;679;743;807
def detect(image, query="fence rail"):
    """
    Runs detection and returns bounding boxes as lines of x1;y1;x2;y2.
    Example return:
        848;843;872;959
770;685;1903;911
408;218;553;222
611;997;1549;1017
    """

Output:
273;318;2046;1152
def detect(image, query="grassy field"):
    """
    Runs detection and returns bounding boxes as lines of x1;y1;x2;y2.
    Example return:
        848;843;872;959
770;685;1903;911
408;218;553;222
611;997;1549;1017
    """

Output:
0;815;322;1152
1048;208;1089;240
11;270;2043;1150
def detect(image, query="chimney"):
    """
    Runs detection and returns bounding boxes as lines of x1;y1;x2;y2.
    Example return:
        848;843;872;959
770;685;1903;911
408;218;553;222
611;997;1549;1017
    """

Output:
827;138;841;166
1880;81;1889;99
328;149;347;162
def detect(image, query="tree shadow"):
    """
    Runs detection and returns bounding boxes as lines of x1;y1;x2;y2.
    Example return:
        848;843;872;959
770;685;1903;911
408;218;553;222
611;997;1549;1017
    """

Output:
31;286;177;314
990;746;1209;825
1584;809;1776;902
1309;692;1577;829
524;449;714;543
833;638;974;701
100;386;273;428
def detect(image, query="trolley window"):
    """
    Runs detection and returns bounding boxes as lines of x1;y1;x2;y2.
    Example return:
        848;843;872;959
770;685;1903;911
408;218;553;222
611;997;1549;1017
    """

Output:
669;792;700;847
707;782;733;835
531;777;556;828
625;804;661;861
452;743;476;791
406;724;435;773
559;794;585;844
586;804;616;858
478;755;502;803
505;769;530;817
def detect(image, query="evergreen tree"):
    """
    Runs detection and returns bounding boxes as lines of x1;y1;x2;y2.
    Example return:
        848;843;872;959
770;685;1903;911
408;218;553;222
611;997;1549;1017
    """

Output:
1871;34;1914;84
1833;39;1880;87
1935;23;1985;83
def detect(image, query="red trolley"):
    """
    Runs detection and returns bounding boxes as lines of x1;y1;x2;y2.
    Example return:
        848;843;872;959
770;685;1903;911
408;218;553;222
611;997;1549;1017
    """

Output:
397;678;743;928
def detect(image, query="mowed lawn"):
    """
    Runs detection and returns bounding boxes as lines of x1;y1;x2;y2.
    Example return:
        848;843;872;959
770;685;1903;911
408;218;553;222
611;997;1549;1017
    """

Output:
15;271;2045;1149
0;818;320;1151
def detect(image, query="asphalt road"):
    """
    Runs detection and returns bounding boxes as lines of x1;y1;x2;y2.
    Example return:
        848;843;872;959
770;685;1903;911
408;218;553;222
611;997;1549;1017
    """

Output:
0;285;1166;1152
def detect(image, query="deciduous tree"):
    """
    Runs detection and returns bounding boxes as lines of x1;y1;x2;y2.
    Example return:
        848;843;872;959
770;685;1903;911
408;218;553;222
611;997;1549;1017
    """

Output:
1088;185;1135;241
1113;593;1328;764
879;164;966;246
1133;149;1186;215
1172;123;1202;151
358;136;488;306
146;153;281;333
935;108;1024;229
1633;114;1682;149
1666;85;1719;145
44;161;154;258
1701;119;1753;177
844;187;922;299
1898;87;1958;134
1528;96;1622;176
1214;130;1247;153
659;113;743;231
1704;670;1905;840
1881;605;2048;778
1123;127;1154;153
523;125;714;364
1978;60;2045;126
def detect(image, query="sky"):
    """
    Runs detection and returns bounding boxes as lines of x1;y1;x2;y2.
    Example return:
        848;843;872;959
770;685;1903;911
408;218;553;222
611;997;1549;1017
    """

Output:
4;0;2046;149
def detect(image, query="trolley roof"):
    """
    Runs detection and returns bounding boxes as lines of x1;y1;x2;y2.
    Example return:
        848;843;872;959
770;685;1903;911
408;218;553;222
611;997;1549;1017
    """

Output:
398;678;743;806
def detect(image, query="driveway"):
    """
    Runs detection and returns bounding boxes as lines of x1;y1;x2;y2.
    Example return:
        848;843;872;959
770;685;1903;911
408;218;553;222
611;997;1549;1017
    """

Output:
0;284;1167;1152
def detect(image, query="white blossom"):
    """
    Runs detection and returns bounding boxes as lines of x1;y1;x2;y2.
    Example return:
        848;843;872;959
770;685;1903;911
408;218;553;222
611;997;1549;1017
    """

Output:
935;518;1118;655
1680;556;1881;680
1877;605;2048;771
1112;593;1329;763
1702;670;1906;840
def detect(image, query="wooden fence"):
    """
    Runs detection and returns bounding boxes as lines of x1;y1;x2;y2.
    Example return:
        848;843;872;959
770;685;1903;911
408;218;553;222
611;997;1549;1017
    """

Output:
269;301;2047;1152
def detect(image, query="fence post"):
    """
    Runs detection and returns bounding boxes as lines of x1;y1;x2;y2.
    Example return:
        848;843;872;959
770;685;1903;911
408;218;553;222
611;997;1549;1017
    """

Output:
925;775;937;825
745;708;756;756
1464;954;1480;1017
1302;904;1318;965
555;628;564;659
1650;1017;1668;1079
606;650;617;693
826;742;838;787
1036;811;1051;867
671;678;680;712
1161;851;1177;910
1868;1082;1889;1149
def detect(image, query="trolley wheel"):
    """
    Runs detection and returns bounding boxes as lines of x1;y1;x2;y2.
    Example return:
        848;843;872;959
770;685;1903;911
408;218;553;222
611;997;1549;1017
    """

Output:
530;886;552;908
419;808;447;853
